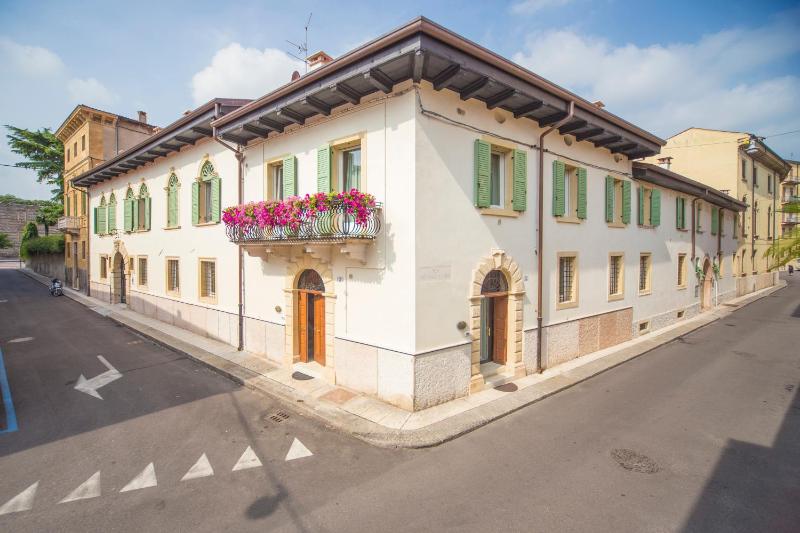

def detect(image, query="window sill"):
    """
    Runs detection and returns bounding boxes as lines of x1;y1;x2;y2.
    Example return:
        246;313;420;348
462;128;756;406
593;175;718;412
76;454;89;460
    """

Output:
479;208;519;218
638;290;652;296
195;221;220;227
199;296;218;305
556;300;578;310
677;228;688;232
608;293;624;302
677;285;687;290
164;225;181;231
607;222;626;229
556;217;583;224
166;290;181;298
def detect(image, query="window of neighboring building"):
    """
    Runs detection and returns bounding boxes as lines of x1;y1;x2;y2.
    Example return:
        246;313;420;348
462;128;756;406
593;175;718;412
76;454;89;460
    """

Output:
166;173;179;228
677;253;687;288
639;253;652;295
66;149;70;163
137;256;148;287
73;142;77;158
768;174;773;194
166;258;180;295
753;163;758;186
741;159;746;181
676;197;687;230
99;255;108;279
66;244;71;258
753;201;759;237
81;135;85;152
194;161;221;224
199;259;217;303
81;241;85;259
767;206;772;238
557;253;578;309
695;203;702;232
608;253;624;300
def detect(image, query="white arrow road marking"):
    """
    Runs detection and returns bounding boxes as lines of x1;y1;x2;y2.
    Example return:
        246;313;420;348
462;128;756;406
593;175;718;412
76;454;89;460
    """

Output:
8;337;33;344
232;446;262;471
120;463;157;492
0;299;8;303
285;438;313;461
0;481;39;515
74;355;122;400
181;453;214;481
59;471;101;503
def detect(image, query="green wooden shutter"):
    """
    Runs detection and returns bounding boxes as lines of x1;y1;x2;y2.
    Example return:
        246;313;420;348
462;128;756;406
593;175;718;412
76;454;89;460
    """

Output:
622;180;631;224
98;206;107;235
676;197;682;229
108;203;116;232
711;207;719;235
552;160;565;216
317;145;331;193
605;176;614;223
211;178;221;223
474;140;490;208
144;197;152;230
132;200;139;231
66;196;70;218
637;187;645;225
168;188;178;227
124;199;132;232
93;207;98;234
696;204;702;232
511;149;527;212
651;189;661;226
283;155;297;198
192;181;200;224
576;167;587;219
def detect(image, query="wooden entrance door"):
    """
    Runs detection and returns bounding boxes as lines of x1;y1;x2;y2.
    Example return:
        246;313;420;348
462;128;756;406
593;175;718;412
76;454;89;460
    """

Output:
298;291;325;365
492;295;508;364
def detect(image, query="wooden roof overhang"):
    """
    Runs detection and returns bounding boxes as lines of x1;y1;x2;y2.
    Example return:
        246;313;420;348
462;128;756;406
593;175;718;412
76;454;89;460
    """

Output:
633;162;747;212
214;17;664;158
72;99;250;188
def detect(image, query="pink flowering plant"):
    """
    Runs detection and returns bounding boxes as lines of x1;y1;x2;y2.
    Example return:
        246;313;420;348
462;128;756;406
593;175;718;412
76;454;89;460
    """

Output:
223;189;377;234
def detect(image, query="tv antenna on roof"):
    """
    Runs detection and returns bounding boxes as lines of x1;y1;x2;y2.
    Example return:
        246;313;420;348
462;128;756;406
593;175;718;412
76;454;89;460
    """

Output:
286;12;312;74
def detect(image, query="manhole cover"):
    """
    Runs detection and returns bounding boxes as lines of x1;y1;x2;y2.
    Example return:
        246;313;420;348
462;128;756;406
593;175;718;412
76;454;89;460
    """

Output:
611;449;660;474
291;371;314;381
268;411;290;423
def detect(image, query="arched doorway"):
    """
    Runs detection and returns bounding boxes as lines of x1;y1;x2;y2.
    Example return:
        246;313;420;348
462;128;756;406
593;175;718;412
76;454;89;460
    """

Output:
112;252;126;304
296;269;325;365
701;258;713;310
479;270;509;365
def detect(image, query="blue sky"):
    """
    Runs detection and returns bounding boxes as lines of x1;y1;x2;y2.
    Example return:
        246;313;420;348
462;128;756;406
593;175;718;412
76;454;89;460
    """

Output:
1;0;799;199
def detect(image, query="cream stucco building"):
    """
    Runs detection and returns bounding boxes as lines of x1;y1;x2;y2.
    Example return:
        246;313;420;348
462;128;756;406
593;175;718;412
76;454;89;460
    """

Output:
645;128;789;293
73;18;749;412
782;160;799;237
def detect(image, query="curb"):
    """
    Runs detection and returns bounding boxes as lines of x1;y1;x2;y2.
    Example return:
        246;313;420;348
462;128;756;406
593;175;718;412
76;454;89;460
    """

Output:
16;268;787;448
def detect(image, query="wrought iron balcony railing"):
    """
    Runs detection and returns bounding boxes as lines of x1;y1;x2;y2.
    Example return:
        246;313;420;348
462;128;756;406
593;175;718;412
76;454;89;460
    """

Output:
56;215;85;233
225;203;382;244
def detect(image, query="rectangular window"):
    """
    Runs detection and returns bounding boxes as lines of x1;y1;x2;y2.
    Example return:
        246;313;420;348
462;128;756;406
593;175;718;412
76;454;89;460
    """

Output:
753;164;758;186
608;253;624;300
138;198;146;230
768;174;772;193
742;159;746;181
339;146;362;192
200;259;217;303
269;162;284;201
66;149;70;163
166;258;180;295
490;151;505;208
138;257;148;287
73;142;77;158
200;181;213;222
557;253;578;308
66;244;71;258
81;241;85;259
81;135;86;151
639;253;652;295
677;253;687;288
99;255;108;279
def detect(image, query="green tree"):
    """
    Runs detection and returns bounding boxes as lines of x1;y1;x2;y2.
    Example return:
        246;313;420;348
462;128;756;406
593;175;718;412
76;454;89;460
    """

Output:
0;233;11;249
5;125;64;201
35;200;63;236
766;199;800;268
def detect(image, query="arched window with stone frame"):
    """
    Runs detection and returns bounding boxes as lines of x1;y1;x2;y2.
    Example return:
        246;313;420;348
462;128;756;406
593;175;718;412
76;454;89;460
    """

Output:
193;161;221;225
107;193;117;232
94;195;108;235
166;173;180;228
124;187;136;232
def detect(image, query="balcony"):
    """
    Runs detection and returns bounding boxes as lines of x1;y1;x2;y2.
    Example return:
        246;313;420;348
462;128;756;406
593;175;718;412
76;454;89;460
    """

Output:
782;214;799;225
57;215;85;234
781;195;800;204
225;201;382;264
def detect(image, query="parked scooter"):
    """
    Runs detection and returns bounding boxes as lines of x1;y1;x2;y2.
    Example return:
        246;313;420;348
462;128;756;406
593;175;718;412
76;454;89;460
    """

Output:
49;278;63;296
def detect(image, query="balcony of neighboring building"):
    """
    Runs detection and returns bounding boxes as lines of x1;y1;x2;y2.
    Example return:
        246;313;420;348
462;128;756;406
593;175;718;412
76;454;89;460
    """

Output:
57;215;85;235
781;214;799;226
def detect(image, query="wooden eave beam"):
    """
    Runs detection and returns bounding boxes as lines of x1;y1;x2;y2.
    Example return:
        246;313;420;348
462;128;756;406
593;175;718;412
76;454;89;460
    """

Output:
575;128;604;142
243;123;270;137
609;142;638;154
411;50;426;83
191;126;212;136
276;107;306;125
485;88;516;110
303;96;332;116
175;135;196;145
558;120;588;135
513;100;543;118
538;111;569;127
258;117;285;132
593;135;622;147
119;162;139;169
459;76;489;100
364;68;394;93
330;83;362;105
432;63;461;91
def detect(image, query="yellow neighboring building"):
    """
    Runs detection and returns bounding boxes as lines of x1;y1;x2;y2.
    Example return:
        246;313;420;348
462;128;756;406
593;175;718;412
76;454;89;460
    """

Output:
55;105;156;292
645;128;790;294
781;160;799;237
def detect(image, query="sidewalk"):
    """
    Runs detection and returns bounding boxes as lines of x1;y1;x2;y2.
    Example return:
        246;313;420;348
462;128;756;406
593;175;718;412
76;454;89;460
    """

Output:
20;268;786;448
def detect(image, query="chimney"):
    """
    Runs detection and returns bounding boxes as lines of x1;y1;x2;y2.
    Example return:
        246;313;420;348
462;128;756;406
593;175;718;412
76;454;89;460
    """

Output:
306;51;333;71
137;110;148;123
658;156;673;170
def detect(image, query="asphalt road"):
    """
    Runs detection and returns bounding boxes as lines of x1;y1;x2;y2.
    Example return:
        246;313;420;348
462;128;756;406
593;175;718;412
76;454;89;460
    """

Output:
0;269;798;532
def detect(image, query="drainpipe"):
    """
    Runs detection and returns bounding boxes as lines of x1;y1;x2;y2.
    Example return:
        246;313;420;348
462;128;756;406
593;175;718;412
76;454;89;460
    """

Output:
212;105;245;351
536;101;574;374
691;197;700;261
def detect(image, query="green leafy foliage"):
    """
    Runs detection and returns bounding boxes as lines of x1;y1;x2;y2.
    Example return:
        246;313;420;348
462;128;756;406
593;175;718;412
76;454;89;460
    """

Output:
0;194;50;206
0;233;11;249
21;221;38;242
20;234;64;258
4;125;64;201
765;199;800;268
35;201;63;235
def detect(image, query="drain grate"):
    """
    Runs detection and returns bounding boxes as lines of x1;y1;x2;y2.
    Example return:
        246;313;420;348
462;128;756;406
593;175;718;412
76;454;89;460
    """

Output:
269;411;290;423
611;448;660;474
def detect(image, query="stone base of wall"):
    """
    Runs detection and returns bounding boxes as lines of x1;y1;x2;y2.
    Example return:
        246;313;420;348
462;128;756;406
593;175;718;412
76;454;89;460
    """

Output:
736;272;777;297
413;343;470;411
541;308;633;368
26;255;64;281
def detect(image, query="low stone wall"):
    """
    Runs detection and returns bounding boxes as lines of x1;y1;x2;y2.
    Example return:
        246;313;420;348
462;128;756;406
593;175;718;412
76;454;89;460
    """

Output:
26;254;64;280
541;307;633;368
736;271;777;297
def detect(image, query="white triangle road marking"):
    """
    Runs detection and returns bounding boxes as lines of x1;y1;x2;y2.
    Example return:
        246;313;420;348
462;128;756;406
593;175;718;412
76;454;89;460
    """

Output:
120;463;157;492
0;481;39;515
181;453;214;481
232;446;262;471
8;337;33;343
59;471;101;503
285;438;313;461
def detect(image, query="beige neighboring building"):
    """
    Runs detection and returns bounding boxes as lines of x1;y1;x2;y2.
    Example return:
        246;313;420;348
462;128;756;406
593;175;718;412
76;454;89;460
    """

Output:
55;105;156;292
781;160;799;237
646;128;789;294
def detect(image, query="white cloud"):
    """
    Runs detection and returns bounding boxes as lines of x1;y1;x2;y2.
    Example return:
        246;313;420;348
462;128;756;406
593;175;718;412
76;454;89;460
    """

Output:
511;16;800;154
190;43;305;105
0;38;64;77
67;77;117;107
510;0;573;14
